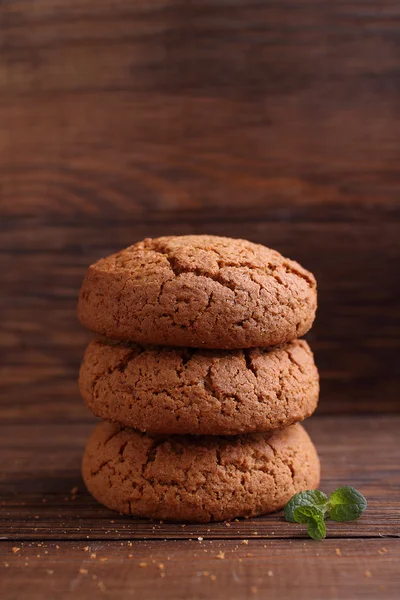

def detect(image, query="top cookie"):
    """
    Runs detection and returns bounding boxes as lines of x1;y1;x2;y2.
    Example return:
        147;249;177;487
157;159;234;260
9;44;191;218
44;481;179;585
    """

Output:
78;235;317;349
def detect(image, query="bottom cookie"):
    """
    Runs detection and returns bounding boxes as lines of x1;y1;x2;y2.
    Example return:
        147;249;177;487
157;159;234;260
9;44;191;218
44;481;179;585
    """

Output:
82;422;320;522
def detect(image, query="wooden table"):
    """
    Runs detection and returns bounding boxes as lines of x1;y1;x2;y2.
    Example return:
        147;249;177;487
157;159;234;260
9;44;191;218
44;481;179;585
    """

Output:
1;415;399;599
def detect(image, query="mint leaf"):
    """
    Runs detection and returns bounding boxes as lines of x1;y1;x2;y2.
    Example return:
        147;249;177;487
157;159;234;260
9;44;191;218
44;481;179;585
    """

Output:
285;486;367;539
293;506;326;540
293;505;324;524
329;486;367;521
307;515;327;540
284;490;329;522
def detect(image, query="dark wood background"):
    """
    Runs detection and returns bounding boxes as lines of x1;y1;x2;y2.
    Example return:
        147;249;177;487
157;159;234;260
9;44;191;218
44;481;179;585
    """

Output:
1;3;400;599
1;0;400;425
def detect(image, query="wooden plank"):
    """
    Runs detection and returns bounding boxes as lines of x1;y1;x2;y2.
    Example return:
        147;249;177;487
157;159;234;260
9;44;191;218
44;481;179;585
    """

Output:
1;216;399;416
1;539;399;600
1;109;399;217
1;417;399;540
2;2;400;102
1;1;399;219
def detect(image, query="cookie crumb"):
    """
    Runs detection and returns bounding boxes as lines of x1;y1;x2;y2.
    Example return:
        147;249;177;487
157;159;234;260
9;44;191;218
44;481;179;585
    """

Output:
99;557;108;562
241;540;249;545
127;541;133;547
4;562;9;567
90;553;97;559
252;531;258;535
158;563;165;570
79;568;88;575
268;570;273;577
198;537;203;542
83;546;89;552
216;551;225;559
225;522;231;527
71;487;78;495
365;570;372;578
378;548;388;555
98;581;106;592
247;553;253;557
203;571;209;576
251;586;258;594
139;562;148;568
46;570;54;575
12;547;20;554
210;574;217;581
128;554;133;559
335;548;342;556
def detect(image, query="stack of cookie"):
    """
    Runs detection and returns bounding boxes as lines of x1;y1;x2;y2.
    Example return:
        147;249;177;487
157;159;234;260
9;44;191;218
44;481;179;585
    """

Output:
78;235;320;522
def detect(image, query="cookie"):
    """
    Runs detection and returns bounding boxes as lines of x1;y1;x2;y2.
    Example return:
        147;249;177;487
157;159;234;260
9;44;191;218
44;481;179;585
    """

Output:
82;421;320;522
78;235;317;348
80;338;319;435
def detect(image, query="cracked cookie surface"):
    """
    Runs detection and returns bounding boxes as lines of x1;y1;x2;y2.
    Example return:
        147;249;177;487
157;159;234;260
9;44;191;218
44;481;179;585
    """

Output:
78;235;317;348
80;338;319;435
82;421;320;522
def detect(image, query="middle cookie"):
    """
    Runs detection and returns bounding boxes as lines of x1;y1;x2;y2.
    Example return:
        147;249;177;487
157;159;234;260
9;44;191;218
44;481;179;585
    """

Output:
80;338;319;435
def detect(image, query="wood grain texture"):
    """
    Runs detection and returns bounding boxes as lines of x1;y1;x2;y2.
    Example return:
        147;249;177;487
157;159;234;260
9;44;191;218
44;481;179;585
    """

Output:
2;539;400;600
1;416;399;540
1;4;399;598
1;1;399;416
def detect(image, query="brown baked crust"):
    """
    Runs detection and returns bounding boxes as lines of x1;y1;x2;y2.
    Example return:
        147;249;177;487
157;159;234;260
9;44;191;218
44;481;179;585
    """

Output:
78;235;317;349
80;338;319;435
82;422;320;522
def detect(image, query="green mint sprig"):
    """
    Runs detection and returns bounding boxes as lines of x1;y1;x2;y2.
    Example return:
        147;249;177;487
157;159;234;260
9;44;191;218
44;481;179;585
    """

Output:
284;486;367;540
